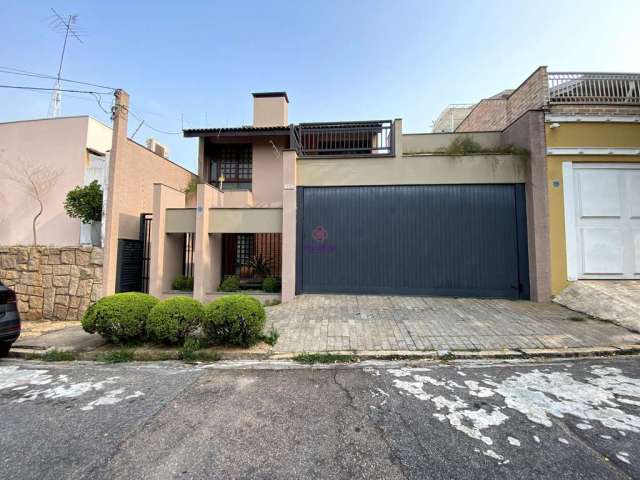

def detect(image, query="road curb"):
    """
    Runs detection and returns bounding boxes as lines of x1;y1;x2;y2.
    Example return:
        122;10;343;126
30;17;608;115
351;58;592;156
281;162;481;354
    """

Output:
8;344;640;363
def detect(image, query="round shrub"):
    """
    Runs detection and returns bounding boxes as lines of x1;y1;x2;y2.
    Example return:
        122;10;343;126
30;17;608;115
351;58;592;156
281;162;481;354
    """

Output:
261;277;281;293
146;297;204;344
83;292;158;343
203;294;266;347
218;276;240;292
81;302;98;334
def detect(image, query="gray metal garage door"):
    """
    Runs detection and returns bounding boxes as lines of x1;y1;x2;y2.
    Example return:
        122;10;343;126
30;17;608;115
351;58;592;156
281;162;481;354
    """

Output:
296;185;529;299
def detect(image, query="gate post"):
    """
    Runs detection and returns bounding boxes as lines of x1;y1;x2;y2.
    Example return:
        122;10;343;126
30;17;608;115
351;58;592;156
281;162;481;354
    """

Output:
281;149;297;302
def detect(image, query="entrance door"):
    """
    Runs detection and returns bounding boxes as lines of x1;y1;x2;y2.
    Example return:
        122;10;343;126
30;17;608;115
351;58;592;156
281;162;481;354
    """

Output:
565;164;640;279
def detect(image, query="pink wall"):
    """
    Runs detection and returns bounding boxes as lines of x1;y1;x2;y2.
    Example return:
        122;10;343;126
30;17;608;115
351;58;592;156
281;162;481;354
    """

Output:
252;138;285;206
116;140;197;240
0;117;109;245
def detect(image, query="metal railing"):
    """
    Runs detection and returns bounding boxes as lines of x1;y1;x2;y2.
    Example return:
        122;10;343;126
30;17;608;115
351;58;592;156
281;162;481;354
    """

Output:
548;72;640;104
292;120;394;157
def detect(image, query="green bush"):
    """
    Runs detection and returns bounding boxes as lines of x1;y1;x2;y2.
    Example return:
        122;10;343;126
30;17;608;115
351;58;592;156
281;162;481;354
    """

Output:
203;294;266;347
262;277;281;293
171;275;194;291
146;297;204;344
81;292;158;343
218;275;240;292
81;302;98;334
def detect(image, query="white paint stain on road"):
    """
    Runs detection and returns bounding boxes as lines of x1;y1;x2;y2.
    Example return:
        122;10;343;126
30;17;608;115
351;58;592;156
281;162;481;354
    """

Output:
377;364;640;465
0;366;144;411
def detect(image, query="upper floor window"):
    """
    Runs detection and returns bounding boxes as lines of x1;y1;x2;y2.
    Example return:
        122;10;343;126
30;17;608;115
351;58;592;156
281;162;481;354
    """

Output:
210;143;252;190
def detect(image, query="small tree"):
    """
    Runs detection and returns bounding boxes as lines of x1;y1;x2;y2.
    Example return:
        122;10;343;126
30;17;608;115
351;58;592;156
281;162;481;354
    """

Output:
0;155;63;245
64;180;103;224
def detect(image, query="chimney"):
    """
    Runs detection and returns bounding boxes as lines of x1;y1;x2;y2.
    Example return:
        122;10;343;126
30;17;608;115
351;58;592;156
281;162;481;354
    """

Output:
252;92;288;127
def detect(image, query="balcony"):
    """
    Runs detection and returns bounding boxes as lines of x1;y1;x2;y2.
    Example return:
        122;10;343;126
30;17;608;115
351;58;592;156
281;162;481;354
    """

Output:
548;72;640;105
292;120;394;157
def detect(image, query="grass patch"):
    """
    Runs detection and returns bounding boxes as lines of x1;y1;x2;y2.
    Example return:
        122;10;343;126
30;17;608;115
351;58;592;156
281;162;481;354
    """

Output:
568;316;587;322
264;299;281;307
179;337;220;363
261;327;280;346
438;351;456;361
97;349;134;363
36;349;78;362
293;352;360;364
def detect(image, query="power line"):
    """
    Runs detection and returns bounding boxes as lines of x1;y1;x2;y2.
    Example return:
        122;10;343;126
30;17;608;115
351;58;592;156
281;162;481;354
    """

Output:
0;65;116;91
0;84;111;95
126;107;182;135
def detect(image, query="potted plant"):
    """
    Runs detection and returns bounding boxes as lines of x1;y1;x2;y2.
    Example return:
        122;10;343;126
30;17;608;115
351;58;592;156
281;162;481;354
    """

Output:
64;180;103;246
246;254;273;283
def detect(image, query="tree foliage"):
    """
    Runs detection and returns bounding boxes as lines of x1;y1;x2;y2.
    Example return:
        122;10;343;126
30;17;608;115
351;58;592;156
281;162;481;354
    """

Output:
64;180;103;224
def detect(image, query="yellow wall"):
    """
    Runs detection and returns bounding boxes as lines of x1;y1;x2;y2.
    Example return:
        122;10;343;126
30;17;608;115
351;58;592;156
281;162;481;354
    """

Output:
545;123;640;295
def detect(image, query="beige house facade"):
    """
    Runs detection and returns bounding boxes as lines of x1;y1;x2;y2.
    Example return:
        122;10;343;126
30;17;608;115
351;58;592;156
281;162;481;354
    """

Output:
150;93;534;304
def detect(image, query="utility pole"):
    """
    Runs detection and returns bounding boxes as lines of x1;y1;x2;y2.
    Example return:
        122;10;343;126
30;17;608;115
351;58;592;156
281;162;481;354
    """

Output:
48;8;83;117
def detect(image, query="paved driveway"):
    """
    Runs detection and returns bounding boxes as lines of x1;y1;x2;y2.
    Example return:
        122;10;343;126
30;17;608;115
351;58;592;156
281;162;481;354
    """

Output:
267;295;640;353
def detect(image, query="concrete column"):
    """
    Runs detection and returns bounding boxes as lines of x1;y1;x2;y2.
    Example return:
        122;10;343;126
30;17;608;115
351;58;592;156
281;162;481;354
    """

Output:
281;149;297;302
149;184;186;298
102;89;129;296
193;183;223;302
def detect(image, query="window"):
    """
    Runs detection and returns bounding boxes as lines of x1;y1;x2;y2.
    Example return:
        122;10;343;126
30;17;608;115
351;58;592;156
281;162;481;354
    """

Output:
236;234;254;267
209;144;252;190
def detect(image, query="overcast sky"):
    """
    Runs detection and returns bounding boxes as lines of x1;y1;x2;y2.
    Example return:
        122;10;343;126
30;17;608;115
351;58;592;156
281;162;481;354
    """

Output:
1;0;639;172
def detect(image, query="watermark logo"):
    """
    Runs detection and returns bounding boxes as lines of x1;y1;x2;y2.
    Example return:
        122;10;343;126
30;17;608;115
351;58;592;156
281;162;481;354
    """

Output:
305;225;336;254
312;226;328;242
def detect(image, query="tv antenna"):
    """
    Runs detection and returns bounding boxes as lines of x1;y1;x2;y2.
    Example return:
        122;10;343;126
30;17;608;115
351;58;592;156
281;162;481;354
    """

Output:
47;8;83;117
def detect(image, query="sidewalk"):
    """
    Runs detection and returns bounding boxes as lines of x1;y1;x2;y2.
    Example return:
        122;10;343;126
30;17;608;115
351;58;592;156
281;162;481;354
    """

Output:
266;295;640;355
9;294;640;361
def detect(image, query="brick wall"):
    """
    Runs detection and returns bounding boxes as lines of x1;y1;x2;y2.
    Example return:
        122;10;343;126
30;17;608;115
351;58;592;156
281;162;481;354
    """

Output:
0;246;102;321
456;99;507;132
549;104;640;115
505;67;548;125
456;67;549;132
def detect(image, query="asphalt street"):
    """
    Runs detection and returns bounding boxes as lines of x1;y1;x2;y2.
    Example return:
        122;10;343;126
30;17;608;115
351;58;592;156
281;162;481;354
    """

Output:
1;356;640;479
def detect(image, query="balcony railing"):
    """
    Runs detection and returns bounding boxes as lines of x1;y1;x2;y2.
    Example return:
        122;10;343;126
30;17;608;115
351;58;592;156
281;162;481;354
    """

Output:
548;72;640;104
292;120;394;157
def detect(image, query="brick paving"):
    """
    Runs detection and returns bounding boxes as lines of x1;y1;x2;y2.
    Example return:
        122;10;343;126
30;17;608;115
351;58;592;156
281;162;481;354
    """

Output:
266;294;640;353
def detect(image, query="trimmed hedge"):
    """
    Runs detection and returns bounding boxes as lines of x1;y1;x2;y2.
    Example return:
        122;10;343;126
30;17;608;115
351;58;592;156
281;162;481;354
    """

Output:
81;292;158;343
171;275;194;291
203;294;266;347
146;297;204;344
262;277;281;293
218;276;240;292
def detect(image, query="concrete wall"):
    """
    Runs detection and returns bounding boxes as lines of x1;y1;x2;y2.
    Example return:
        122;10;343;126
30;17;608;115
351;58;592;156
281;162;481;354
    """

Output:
402;131;503;154
545;122;640;295
298;154;527;186
0;116;111;246
502;110;551;302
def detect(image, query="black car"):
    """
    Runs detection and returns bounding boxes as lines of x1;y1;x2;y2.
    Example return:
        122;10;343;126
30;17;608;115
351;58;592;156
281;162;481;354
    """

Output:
0;282;21;357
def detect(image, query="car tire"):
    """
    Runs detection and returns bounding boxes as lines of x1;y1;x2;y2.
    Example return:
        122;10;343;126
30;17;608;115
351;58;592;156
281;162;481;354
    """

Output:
0;342;11;358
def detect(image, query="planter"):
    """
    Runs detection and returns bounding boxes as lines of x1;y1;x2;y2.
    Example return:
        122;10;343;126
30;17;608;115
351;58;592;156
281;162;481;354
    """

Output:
91;221;102;247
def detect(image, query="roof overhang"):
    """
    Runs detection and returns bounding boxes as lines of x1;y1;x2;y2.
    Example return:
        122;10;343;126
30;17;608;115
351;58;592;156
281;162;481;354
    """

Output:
183;126;291;138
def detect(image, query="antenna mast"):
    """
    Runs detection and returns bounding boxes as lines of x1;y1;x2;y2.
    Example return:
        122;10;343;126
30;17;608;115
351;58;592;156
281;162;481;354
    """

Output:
48;8;83;117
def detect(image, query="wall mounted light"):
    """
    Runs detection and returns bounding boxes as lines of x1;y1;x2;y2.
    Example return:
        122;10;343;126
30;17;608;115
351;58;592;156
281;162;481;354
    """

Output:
550;122;561;129
218;174;225;190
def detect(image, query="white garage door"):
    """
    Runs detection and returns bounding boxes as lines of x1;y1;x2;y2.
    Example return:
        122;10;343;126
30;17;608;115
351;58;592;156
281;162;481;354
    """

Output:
564;163;640;280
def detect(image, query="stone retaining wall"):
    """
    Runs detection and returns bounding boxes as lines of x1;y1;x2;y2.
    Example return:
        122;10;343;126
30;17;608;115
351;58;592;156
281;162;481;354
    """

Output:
0;246;103;321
